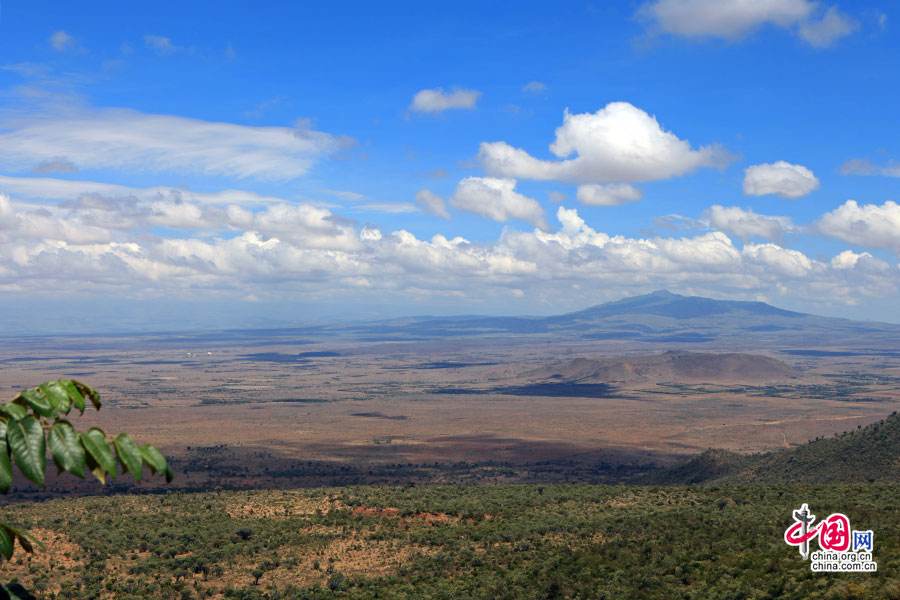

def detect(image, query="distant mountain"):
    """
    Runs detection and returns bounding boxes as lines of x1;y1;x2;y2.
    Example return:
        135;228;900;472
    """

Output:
640;410;900;485
524;351;799;384
339;290;900;349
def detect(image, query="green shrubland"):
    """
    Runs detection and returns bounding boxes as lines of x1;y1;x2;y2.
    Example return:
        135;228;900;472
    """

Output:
2;483;897;599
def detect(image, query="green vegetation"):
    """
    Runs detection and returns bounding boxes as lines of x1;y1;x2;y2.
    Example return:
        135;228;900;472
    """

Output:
0;483;897;599
643;411;900;485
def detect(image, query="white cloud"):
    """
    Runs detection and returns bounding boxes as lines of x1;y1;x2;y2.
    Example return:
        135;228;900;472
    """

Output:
415;189;451;219
49;31;78;52
144;35;181;55
817;200;900;255
743;161;819;198
479;102;729;184
409;88;481;114
640;0;857;46
450;177;549;230
576;183;643;206
421;168;447;179
33;159;78;175
742;242;814;277
522;81;547;94
0;177;359;250
797;6;859;47
0;175;287;206
641;0;812;37
840;157;900;177
357;202;419;214
324;189;366;201
829;249;887;271
547;191;568;203
705;205;796;241
0;108;353;180
0;191;896;317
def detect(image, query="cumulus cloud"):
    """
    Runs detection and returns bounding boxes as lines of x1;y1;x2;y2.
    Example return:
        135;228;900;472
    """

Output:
742;242;813;277
409;88;481;114
479;102;730;185
450;177;549;230
640;0;857;47
0;108;353;180
817;200;900;255
705;205;796;241
415;189;451;219
743;161;819;198
0;189;896;317
576;184;643;206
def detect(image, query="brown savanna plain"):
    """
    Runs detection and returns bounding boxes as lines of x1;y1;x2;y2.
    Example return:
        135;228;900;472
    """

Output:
1;328;898;499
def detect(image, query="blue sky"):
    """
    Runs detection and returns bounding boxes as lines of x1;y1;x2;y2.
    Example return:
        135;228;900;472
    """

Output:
0;0;898;332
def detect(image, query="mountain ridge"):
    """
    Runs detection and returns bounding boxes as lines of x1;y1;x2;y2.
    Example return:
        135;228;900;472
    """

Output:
338;290;900;348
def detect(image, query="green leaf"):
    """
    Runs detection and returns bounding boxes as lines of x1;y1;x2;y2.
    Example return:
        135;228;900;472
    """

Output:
72;380;101;410
58;379;85;414
0;403;26;421
39;381;70;415
1;582;38;600
0;420;11;494
79;429;115;483
114;434;142;482
0;525;12;560
6;417;45;487
48;421;85;478
17;389;54;418
138;444;168;475
0;524;41;556
164;465;174;484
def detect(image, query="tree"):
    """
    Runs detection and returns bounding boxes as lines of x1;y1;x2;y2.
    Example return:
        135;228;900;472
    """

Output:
1;379;172;599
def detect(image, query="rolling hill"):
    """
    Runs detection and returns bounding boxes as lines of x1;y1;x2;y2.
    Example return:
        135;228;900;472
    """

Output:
641;410;900;485
523;350;799;384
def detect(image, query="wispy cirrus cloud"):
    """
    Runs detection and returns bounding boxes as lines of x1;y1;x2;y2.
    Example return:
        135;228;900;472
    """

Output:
0;175;289;206
0;108;355;180
415;189;451;219
840;157;900;177
49;30;84;53
522;81;547;94
144;35;182;55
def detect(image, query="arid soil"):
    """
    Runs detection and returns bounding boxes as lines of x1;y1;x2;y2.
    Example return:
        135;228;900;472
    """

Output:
1;330;898;497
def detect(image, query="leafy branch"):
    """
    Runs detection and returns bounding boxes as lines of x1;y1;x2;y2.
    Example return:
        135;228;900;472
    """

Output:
1;378;172;597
